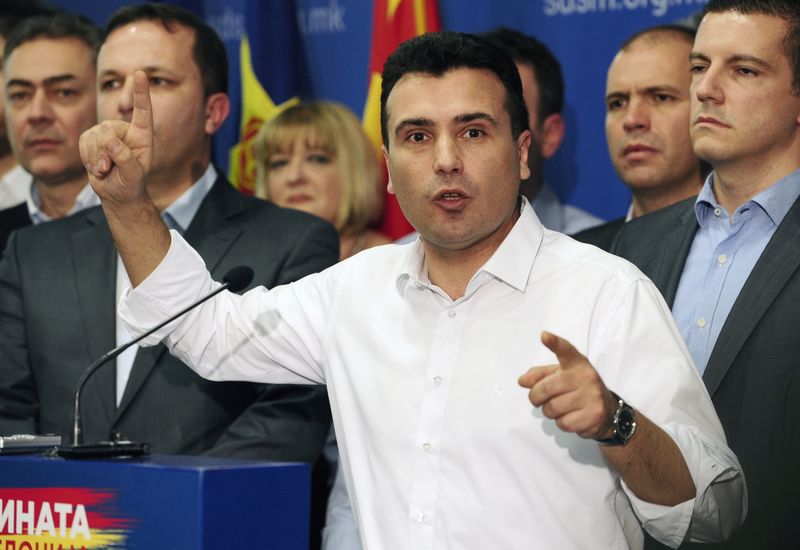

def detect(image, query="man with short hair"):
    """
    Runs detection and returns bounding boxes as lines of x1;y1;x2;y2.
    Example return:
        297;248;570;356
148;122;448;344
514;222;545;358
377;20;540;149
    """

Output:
0;4;338;469
612;1;800;546
483;27;603;234
574;25;704;251
81;31;744;548
0;3;54;212
0;13;100;250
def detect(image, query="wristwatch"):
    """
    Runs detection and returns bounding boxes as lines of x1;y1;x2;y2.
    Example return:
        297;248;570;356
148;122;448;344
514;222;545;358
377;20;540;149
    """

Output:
595;391;637;446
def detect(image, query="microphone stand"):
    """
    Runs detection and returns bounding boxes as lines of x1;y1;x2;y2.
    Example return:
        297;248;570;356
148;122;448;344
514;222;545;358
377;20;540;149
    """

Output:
57;266;253;458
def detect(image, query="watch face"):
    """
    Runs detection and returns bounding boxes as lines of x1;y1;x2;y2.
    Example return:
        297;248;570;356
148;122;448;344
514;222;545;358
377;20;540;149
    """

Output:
617;406;636;439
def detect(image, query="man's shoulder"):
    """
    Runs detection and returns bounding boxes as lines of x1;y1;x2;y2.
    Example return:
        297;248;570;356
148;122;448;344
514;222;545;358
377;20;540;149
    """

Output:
561;203;604;234
571;216;625;252
613;198;696;253
540;229;652;289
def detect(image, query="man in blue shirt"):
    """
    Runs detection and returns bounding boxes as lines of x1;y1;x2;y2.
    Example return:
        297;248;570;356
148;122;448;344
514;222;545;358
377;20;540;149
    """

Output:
612;1;800;547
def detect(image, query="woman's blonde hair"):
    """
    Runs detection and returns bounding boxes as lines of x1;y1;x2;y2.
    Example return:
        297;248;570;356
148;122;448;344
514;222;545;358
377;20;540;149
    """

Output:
254;101;383;234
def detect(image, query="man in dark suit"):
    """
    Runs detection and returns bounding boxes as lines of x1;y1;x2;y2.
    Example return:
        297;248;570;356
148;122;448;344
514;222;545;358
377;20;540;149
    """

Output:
611;1;800;547
574;25;704;250
0;3;338;464
0;13;102;252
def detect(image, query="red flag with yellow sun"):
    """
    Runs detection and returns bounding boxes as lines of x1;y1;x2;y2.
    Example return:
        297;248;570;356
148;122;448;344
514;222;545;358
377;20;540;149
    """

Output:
363;0;441;240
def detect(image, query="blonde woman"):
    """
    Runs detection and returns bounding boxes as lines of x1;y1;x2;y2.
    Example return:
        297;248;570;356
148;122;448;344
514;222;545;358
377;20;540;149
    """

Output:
255;101;390;260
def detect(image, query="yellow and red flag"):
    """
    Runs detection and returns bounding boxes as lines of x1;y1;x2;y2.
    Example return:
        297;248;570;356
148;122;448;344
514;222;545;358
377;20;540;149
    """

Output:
363;0;441;240
227;1;307;195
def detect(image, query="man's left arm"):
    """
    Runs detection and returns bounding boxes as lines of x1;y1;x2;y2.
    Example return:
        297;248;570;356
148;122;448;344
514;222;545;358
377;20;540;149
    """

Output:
519;279;746;547
520;331;695;506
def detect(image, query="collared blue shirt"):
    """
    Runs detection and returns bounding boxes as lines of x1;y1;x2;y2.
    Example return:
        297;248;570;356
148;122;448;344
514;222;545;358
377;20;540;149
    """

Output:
160;164;217;233
672;169;800;373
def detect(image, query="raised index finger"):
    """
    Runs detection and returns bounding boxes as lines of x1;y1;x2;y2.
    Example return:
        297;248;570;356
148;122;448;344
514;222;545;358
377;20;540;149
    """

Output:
541;331;585;369
130;70;153;133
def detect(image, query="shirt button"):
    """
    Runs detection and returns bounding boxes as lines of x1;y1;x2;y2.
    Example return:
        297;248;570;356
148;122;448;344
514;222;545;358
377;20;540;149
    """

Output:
697;317;706;328
415;282;425;290
447;310;456;318
433;376;442;385
422;442;432;452
415;512;426;523
718;254;727;265
714;207;721;217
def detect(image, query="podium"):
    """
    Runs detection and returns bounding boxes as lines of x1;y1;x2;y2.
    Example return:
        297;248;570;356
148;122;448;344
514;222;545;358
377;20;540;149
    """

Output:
0;453;310;549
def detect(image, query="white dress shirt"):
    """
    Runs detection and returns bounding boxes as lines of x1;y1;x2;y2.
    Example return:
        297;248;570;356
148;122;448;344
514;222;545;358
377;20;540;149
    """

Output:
120;199;744;550
0;165;32;210
114;165;218;405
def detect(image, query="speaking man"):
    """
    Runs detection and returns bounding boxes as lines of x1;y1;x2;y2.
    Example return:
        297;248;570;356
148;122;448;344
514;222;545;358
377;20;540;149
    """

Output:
81;31;745;549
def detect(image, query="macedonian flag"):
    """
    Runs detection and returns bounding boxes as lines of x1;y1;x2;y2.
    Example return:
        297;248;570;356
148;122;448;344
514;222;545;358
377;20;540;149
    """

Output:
364;0;441;239
228;1;308;195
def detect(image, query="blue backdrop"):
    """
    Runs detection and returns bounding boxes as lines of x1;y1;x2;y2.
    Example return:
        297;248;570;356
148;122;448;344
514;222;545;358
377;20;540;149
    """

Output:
52;0;708;221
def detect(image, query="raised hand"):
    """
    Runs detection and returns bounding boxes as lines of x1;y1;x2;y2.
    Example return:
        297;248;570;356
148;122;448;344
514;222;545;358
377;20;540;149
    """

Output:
79;70;153;204
518;331;618;440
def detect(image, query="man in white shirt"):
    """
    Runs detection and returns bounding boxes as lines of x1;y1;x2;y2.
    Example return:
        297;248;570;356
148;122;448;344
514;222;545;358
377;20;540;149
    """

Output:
80;31;745;549
0;13;102;250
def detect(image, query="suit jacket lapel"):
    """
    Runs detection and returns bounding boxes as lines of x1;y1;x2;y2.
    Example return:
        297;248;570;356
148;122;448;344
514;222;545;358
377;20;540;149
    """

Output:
72;209;118;426
114;176;245;421
653;206;698;307
704;198;800;396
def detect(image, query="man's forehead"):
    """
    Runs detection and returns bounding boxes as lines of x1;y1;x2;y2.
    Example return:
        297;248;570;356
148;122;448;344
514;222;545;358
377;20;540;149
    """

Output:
608;41;690;86
6;37;93;78
99;20;195;67
386;68;505;117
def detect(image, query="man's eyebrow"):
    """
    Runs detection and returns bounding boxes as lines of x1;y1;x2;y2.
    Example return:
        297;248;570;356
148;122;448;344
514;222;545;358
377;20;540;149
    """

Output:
99;66;173;78
454;112;497;126
690;51;773;71
6;74;77;88
394;117;435;137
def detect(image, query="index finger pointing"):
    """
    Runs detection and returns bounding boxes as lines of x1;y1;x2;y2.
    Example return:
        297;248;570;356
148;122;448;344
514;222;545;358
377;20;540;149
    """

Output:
541;331;585;368
130;70;153;133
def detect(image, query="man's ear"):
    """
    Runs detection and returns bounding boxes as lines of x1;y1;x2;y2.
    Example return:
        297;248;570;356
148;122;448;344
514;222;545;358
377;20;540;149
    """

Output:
539;112;565;159
382;144;395;195
204;93;231;135
517;129;532;181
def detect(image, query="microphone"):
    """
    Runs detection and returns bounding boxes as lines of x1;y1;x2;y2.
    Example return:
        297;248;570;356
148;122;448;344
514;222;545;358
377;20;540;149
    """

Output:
57;265;254;458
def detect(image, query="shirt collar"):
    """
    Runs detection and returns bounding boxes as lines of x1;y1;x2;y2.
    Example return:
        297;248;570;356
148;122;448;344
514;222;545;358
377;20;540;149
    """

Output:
28;182;100;225
396;196;544;296
162;164;217;232
695;168;800;228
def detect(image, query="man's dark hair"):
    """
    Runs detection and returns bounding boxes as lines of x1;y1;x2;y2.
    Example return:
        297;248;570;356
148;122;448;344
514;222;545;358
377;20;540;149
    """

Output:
4;13;102;65
0;1;56;41
619;24;696;51
704;0;800;93
106;3;228;97
481;27;563;125
380;31;528;148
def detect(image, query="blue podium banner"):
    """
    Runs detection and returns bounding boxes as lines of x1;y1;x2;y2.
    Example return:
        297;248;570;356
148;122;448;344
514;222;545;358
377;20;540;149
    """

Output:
0;454;309;549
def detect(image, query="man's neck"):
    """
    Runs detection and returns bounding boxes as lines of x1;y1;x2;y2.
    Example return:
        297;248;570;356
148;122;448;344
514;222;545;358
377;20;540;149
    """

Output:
0;154;17;179
519;176;543;204
424;208;519;300
631;175;703;218
713;160;800;214
147;161;209;212
34;175;87;219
